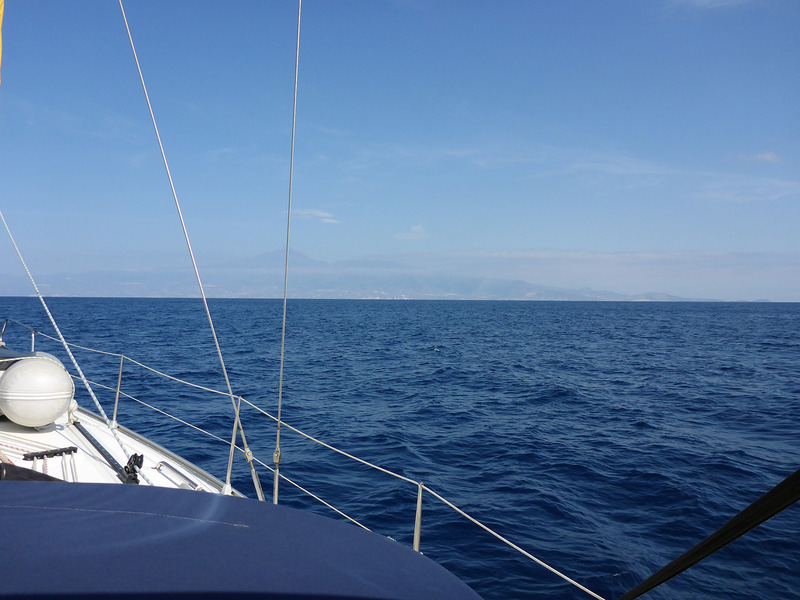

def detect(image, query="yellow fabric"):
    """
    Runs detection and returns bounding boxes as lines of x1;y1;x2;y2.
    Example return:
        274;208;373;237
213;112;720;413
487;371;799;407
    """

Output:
0;0;5;85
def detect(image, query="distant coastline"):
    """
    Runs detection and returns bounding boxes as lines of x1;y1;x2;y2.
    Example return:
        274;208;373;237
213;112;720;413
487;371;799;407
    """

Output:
1;294;785;303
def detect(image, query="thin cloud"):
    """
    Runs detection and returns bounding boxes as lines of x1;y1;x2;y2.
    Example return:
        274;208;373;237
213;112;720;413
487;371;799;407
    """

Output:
563;151;797;204
568;153;674;177
208;147;236;162
669;0;753;8
294;209;339;224
737;152;782;163
697;175;800;204
343;144;484;172
394;224;428;241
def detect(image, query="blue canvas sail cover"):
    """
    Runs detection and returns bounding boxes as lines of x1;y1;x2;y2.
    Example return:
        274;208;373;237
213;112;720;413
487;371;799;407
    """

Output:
0;481;483;599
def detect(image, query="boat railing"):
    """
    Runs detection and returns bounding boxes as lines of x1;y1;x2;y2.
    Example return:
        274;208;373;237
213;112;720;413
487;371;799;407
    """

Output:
0;318;37;351
1;319;605;600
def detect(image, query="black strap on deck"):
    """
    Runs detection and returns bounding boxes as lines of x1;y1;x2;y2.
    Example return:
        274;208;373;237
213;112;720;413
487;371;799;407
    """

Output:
73;420;142;484
619;466;800;600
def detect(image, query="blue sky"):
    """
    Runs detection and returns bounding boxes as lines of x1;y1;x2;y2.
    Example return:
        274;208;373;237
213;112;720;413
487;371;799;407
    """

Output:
1;0;798;300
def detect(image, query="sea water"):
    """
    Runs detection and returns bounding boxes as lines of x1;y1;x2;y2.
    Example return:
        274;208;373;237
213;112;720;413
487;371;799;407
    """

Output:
2;298;798;600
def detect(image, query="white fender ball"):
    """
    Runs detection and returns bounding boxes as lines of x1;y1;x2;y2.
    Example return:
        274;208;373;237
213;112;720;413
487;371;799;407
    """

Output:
0;358;75;427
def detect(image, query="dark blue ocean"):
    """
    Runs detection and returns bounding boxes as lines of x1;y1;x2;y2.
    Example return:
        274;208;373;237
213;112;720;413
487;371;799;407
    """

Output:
2;298;798;600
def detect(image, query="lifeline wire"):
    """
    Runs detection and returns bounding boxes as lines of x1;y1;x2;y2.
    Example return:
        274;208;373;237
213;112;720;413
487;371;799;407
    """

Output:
274;0;303;505
20;325;609;599
0;210;153;487
117;0;263;500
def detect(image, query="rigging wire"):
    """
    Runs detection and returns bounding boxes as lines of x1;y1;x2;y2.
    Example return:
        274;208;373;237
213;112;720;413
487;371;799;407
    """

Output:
12;320;610;598
273;0;303;505
117;0;263;500
0;210;153;487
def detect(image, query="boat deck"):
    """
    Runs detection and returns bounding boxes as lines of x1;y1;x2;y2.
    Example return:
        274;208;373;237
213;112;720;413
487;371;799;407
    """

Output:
0;406;227;492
